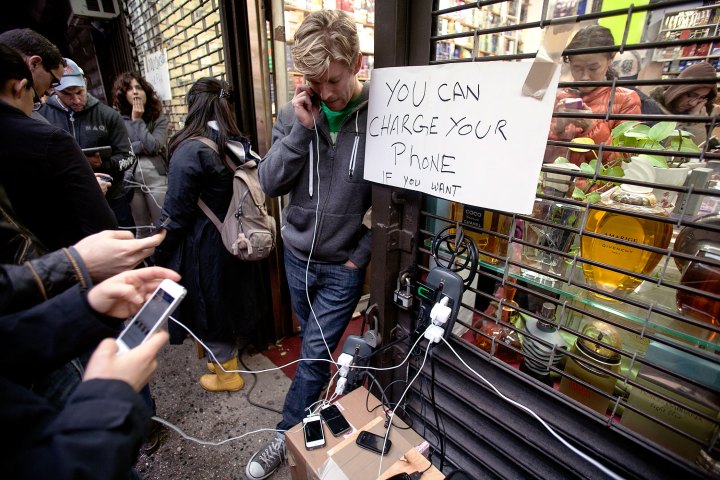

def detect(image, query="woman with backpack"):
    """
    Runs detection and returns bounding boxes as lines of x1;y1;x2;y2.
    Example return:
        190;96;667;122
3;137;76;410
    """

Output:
112;72;169;233
154;78;271;392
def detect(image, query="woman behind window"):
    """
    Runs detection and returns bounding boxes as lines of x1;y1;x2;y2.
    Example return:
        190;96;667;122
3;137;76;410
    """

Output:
154;77;270;392
112;72;169;232
547;25;642;165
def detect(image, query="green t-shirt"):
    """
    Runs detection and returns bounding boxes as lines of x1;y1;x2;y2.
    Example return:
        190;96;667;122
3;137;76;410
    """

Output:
321;96;362;143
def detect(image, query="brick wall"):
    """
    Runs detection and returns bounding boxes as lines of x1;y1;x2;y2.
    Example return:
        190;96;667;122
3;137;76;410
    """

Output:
123;0;226;135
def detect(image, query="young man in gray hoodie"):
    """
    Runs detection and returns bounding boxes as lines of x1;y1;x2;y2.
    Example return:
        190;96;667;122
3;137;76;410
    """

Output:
247;9;372;480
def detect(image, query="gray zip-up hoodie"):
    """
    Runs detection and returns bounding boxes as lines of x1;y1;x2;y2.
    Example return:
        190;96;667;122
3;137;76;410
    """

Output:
259;82;372;268
39;94;136;199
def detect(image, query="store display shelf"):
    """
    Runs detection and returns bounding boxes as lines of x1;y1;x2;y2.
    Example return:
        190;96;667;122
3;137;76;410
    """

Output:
675;54;720;61
435;38;498;56
438;14;517;32
426;237;718;353
285;5;375;27
660;24;718;33
504;263;716;353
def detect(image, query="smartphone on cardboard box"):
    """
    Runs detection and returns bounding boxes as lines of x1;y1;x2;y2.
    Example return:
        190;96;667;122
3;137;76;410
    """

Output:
355;430;391;455
320;403;352;436
303;415;326;450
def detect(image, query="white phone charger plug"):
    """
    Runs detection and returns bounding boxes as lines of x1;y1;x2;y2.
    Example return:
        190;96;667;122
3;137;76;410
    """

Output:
337;353;354;378
430;296;451;326
335;377;348;396
424;324;445;344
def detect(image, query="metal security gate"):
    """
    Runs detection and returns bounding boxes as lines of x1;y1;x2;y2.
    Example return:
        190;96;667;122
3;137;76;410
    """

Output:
370;1;720;478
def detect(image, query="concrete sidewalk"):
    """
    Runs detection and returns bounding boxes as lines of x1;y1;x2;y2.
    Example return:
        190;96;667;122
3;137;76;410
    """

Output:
135;340;292;480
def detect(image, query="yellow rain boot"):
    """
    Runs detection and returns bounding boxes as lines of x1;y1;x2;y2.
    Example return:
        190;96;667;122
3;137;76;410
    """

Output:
207;363;216;373
199;357;244;392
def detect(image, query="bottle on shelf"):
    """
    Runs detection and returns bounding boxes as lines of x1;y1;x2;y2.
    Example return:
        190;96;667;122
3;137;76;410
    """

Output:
676;247;720;347
520;302;568;385
559;320;622;414
581;158;673;296
475;283;523;364
450;203;514;265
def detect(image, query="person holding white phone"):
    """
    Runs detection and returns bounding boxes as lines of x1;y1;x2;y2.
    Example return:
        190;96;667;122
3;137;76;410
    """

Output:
0;266;178;479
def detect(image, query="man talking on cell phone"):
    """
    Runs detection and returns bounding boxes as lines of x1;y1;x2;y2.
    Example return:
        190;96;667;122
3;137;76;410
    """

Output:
247;10;372;480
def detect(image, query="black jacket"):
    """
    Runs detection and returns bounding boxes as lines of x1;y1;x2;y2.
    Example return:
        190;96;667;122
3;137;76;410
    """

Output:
0;286;149;480
0;101;117;251
39;94;136;199
0;246;92;314
155;135;271;344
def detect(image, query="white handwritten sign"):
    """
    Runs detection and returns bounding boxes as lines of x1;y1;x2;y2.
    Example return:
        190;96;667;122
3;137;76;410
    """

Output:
143;50;171;101
363;62;560;214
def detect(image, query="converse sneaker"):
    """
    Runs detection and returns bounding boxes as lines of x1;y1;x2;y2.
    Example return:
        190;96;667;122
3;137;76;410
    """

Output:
245;434;286;479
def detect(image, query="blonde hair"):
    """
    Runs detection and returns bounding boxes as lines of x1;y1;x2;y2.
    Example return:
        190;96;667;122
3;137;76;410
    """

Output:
291;10;360;78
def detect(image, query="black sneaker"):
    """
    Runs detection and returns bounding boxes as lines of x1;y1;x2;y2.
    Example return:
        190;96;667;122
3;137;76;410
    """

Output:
140;419;165;455
245;435;286;479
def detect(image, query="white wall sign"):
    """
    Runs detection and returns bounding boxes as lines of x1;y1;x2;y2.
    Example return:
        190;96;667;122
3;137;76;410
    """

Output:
143;50;172;101
363;62;560;214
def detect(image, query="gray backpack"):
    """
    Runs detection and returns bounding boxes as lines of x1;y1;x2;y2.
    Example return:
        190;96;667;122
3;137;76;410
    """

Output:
192;137;276;261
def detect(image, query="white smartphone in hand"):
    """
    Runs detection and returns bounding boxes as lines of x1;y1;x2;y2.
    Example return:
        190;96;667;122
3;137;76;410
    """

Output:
115;279;186;354
303;415;326;450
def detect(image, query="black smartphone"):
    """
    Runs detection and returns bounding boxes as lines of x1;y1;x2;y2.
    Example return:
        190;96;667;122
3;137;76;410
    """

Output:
319;404;351;436
355;430;391;455
81;146;112;158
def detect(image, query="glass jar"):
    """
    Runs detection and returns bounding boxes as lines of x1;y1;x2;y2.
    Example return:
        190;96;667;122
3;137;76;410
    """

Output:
581;187;672;295
676;248;720;346
559;321;622;414
521;302;568;383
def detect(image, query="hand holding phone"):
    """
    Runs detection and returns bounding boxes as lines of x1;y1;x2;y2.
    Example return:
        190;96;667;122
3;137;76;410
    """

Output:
292;84;320;130
320;403;352;436
303;415;326;450
355;430;391;455
115;278;186;354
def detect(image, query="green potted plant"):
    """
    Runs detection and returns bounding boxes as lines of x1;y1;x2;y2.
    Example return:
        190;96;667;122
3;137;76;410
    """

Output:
610;120;701;208
550;136;625;204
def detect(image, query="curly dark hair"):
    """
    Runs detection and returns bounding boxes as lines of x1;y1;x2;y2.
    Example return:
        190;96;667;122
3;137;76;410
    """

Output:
111;72;163;123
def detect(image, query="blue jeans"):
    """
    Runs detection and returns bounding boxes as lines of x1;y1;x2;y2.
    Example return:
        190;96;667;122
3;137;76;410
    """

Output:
277;248;364;431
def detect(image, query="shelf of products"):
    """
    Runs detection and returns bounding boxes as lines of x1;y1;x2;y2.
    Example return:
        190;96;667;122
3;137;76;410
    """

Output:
655;2;720;76
283;0;375;100
433;196;720;368
434;0;524;60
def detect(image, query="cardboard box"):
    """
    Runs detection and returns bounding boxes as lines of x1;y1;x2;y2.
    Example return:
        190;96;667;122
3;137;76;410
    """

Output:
286;386;443;480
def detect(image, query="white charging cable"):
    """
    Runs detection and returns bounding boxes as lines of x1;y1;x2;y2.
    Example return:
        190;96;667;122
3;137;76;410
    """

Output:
440;337;625;480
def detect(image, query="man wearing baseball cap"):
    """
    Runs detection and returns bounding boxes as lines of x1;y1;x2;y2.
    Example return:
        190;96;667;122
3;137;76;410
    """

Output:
39;58;137;228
